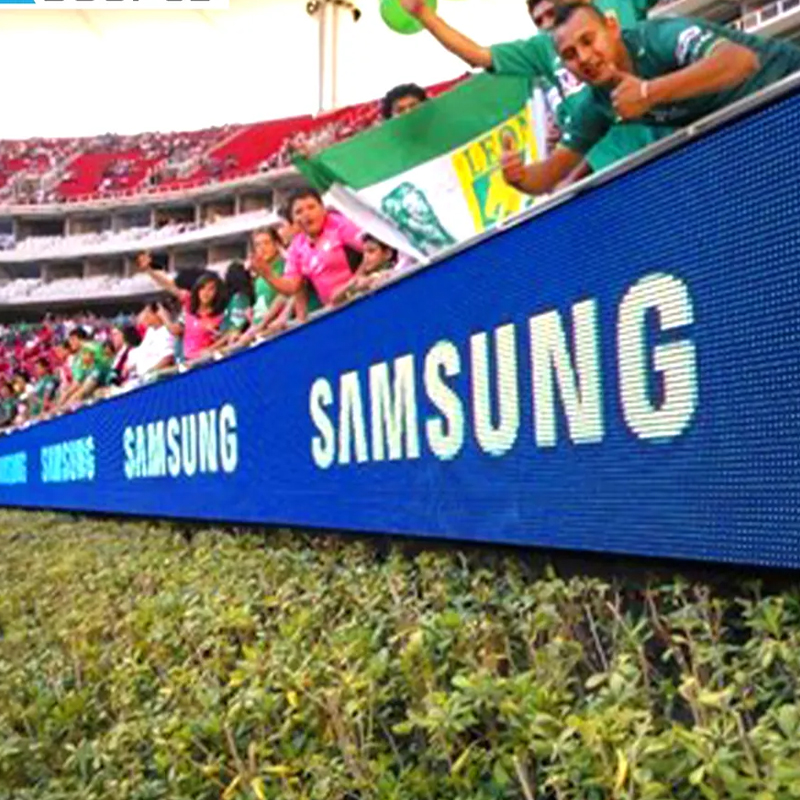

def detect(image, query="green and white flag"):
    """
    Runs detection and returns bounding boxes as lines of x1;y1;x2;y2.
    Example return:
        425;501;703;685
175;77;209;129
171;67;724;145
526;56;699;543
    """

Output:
297;73;545;261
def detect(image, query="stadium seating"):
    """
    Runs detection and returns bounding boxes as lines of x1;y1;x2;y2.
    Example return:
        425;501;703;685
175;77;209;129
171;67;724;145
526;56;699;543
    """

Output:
0;76;467;206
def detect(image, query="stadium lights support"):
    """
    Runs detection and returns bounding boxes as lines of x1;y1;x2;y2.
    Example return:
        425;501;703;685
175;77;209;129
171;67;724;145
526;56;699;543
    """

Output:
306;0;362;112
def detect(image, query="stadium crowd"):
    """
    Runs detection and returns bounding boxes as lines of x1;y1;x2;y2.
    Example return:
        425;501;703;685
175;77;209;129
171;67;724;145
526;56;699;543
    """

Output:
2;0;799;432
0;184;408;432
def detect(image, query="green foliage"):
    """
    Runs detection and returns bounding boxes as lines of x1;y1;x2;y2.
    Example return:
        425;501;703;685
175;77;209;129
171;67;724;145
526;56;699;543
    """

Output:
0;511;798;799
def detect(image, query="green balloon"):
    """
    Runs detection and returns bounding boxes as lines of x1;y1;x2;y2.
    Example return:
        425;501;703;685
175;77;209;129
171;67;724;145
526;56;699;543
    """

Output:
380;0;437;34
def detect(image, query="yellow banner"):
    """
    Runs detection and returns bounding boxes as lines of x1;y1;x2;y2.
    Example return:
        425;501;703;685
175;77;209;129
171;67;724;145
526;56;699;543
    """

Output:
451;104;539;234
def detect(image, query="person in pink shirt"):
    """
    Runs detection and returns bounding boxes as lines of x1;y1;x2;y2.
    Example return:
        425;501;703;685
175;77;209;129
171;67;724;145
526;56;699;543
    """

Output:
137;253;226;361
256;188;365;308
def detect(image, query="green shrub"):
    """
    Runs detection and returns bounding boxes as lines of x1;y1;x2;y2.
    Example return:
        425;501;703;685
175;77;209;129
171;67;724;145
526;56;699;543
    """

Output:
0;510;798;800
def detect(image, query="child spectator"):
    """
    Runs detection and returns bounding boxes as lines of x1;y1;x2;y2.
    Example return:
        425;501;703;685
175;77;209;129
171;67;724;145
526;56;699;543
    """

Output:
332;234;399;305
222;261;254;337
256;188;365;309
127;303;176;381
137;253;226;362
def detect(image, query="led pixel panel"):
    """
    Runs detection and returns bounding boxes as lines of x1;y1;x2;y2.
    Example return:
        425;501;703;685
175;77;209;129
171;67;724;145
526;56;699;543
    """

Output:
1;88;799;568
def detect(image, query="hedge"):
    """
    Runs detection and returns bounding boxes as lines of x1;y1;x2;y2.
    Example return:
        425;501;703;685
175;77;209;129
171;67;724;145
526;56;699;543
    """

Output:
0;510;798;800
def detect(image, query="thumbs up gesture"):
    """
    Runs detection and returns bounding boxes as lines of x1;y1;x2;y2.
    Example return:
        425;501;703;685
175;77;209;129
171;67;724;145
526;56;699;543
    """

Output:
500;132;527;190
610;67;652;120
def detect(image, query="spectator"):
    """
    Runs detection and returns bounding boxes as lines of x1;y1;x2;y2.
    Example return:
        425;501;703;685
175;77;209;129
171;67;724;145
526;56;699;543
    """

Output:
246;225;297;338
137;253;226;361
127;304;176;380
28;357;59;417
276;204;301;248
54;341;113;411
209;261;255;352
0;380;17;428
54;327;90;408
222;261;255;336
108;325;142;385
256;188;365;309
381;83;429;120
398;0;666;188
332;235;398;304
502;3;800;195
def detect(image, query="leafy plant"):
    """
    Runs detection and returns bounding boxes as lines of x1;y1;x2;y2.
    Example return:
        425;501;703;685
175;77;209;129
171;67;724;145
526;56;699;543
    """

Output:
0;511;797;799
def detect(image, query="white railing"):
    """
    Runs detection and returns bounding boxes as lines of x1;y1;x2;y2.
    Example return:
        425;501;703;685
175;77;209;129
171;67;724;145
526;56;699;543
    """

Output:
0;208;275;266
732;0;800;31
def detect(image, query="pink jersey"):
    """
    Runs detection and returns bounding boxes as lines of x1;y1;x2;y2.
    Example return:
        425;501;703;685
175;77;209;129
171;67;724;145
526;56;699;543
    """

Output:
180;292;222;360
285;212;363;305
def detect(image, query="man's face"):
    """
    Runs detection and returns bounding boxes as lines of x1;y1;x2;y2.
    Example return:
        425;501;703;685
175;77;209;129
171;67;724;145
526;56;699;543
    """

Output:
529;0;556;31
554;8;621;87
391;94;424;118
67;334;80;353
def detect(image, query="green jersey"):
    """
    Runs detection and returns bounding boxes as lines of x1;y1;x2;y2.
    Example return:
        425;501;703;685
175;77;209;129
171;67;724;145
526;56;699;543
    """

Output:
81;343;112;387
70;352;86;383
0;397;17;426
490;0;666;170
562;18;800;155
252;260;286;326
30;375;58;415
252;277;272;327
223;292;251;333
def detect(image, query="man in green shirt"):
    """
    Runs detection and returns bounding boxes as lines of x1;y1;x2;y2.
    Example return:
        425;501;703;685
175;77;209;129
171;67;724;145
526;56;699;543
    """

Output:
29;357;59;417
55;341;112;411
399;0;668;180
558;4;800;143
503;3;800;193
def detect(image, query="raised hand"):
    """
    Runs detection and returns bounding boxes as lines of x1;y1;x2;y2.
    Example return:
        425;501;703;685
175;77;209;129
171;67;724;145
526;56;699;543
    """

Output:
610;68;651;120
399;0;426;17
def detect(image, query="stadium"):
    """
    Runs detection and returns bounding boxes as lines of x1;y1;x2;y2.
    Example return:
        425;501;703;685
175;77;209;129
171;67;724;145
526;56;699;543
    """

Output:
1;0;800;797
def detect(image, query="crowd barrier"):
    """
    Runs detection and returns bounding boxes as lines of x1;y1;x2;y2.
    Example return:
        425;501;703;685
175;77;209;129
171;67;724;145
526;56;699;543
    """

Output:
1;78;799;569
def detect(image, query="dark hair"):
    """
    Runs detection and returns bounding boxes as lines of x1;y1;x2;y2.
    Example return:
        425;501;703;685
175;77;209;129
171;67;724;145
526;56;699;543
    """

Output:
250;225;283;248
381;83;428;120
68;326;89;341
36;356;50;370
225;260;255;305
277;202;293;223
553;1;605;27
121;324;142;348
149;252;169;271
363;233;398;264
287;187;324;220
175;268;210;292
189;272;227;317
527;0;550;14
